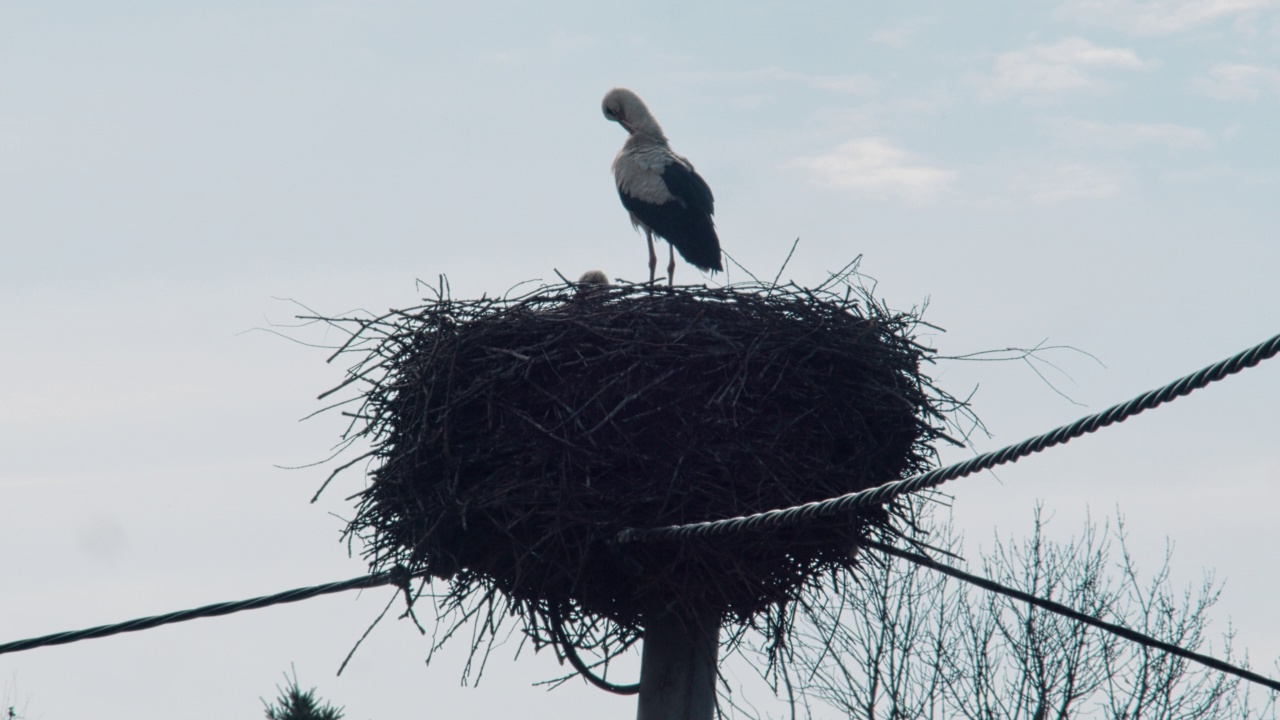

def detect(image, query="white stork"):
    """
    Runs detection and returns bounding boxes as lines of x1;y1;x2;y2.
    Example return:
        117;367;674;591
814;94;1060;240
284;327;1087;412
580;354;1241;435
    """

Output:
602;88;722;285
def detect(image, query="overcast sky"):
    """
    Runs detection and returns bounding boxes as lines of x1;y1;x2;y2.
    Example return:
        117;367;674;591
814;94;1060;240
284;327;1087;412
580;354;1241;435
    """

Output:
2;1;1279;717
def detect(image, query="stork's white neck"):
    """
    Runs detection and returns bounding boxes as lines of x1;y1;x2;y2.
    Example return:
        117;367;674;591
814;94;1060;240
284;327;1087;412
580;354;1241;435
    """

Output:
623;101;667;143
625;128;669;151
628;119;667;144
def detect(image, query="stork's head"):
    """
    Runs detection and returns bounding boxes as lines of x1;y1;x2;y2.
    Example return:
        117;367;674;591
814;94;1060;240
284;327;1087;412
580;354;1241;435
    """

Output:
602;87;664;139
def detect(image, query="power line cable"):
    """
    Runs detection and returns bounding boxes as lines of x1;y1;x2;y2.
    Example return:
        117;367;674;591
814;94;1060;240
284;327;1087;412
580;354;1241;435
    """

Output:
0;569;408;657
863;538;1280;693
4;333;1278;695
618;331;1280;543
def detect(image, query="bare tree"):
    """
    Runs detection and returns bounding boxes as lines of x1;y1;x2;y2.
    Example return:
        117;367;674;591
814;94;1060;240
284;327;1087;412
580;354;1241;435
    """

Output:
942;507;1119;720
786;502;1278;720
2;676;32;720
797;546;955;719
1099;519;1243;720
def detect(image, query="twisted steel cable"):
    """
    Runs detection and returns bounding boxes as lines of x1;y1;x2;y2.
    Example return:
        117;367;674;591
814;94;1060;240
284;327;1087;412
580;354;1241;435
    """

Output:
4;334;1277;662
0;570;407;657
619;331;1280;543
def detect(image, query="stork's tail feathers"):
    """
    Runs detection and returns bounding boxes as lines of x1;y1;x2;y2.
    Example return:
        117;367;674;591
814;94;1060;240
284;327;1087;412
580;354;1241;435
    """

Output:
670;219;722;273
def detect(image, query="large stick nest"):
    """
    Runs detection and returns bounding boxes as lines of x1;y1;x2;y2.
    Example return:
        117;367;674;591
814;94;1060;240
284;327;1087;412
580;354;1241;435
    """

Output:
314;274;961;676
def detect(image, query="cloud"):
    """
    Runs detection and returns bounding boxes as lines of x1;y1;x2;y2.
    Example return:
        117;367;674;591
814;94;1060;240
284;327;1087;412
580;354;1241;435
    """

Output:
1048;118;1214;149
870;17;938;47
547;31;597;53
808;75;876;93
679;67;875;95
789;137;957;202
723;94;776;110
1019;164;1125;203
1158;165;1280;184
478;48;525;65
1193;63;1280;99
1056;0;1280;35
977;38;1149;100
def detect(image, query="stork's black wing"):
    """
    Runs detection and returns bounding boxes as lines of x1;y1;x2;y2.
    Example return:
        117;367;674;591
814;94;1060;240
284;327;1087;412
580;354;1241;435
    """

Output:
619;160;722;272
661;160;715;216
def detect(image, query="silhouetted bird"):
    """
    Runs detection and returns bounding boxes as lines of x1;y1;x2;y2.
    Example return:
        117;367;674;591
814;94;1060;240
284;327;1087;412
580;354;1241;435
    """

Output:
602;88;722;285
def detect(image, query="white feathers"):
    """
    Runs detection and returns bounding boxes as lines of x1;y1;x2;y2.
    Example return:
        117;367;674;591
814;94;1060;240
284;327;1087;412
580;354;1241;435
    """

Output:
602;86;723;281
613;146;682;207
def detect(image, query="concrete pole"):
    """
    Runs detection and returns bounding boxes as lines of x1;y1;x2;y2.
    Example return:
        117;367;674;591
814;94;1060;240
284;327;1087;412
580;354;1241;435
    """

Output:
635;605;720;720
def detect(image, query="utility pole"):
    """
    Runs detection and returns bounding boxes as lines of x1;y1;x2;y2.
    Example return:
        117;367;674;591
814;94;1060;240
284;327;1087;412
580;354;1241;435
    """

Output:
636;605;719;720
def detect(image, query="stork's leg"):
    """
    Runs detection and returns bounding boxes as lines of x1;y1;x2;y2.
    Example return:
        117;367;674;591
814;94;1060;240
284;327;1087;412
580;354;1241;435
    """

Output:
667;244;676;286
646;229;657;285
